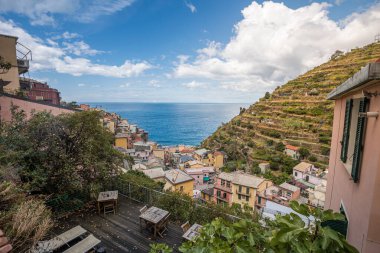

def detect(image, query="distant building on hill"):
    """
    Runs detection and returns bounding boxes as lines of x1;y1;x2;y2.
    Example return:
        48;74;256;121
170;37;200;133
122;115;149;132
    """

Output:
20;78;61;105
284;144;300;159
163;169;194;196
325;59;380;252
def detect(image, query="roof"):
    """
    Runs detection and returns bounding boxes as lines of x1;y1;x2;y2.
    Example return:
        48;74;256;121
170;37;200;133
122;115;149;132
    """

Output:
185;167;215;174
327;62;380;100
279;182;300;192
218;171;266;188
201;187;214;196
165;169;194;185
115;133;129;138
285;144;299;151
194;148;209;156
213;151;225;156
186;160;204;166
179;155;194;163
142;168;165;179
293;162;313;172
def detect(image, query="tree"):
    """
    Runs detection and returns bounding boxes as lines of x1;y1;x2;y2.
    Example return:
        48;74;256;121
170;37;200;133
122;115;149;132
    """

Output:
275;142;285;152
264;92;271;99
299;147;311;159
0;108;124;196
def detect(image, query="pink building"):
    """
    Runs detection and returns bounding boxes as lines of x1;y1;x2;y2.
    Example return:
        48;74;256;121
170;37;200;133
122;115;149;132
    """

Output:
213;172;233;205
184;167;215;186
325;60;380;252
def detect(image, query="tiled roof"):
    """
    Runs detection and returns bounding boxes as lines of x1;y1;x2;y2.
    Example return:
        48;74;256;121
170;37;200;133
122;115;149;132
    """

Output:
194;148;209;156
165;169;194;185
201;187;214;196
218;171;266;188
285;144;299;151
185;167;215;174
293;162;313;172
279;182;300;192
142;168;165;179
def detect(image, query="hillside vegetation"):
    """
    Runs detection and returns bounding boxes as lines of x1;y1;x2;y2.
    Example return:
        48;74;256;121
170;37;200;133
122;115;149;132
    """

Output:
202;42;380;172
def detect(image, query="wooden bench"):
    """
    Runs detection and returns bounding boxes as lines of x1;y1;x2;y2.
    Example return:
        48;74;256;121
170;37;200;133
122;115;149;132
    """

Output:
63;234;101;253
33;226;87;252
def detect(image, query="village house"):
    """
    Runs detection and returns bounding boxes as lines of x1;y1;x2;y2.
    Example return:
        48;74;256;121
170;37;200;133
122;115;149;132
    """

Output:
259;162;270;174
184;167;215;187
115;133;129;149
307;175;327;208
325;59;380;252
214;171;273;210
278;182;301;202
163;169;194;196
284;144;300;159
193;148;210;164
200;187;214;203
141;168;165;182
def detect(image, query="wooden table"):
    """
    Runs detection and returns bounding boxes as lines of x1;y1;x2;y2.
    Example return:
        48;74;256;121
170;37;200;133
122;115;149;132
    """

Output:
139;206;169;239
97;191;118;214
182;223;203;241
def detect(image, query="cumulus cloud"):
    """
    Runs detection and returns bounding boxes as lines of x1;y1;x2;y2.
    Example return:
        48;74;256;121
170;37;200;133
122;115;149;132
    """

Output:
62;41;104;56
0;0;134;26
182;81;207;89
185;1;196;13
173;1;380;92
77;83;86;87
0;20;152;78
149;80;161;88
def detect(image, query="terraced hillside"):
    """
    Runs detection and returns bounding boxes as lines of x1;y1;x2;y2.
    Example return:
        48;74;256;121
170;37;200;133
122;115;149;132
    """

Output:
202;42;380;171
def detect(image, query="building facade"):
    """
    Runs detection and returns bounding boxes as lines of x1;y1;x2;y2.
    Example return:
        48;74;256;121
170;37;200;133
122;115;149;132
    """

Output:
325;60;380;252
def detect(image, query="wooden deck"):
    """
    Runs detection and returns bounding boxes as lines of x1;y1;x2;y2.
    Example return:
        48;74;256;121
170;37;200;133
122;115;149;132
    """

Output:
55;196;184;252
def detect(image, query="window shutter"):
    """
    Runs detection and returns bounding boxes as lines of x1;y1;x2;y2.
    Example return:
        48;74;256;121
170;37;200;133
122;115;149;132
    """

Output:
351;97;369;182
340;99;353;162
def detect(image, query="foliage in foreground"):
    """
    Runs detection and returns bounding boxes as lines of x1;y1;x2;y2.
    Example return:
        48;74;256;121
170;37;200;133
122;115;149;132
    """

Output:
0;181;52;252
151;201;358;253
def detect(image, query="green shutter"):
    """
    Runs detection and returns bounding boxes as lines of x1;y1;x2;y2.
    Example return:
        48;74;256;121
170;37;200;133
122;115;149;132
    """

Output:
351;98;369;182
322;220;348;237
341;99;353;162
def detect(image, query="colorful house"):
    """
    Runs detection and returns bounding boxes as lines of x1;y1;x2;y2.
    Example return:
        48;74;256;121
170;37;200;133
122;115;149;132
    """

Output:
201;187;214;203
163;169;194;196
115;133;129;149
325;60;380;252
184;167;215;186
284;144;300;159
278;182;301;202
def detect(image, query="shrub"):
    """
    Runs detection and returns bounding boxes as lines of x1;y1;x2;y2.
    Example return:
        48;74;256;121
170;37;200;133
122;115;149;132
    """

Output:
309;155;318;162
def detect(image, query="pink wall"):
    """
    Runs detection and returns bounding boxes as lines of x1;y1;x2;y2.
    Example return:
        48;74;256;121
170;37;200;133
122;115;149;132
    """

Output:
325;85;380;253
0;95;75;122
213;178;232;204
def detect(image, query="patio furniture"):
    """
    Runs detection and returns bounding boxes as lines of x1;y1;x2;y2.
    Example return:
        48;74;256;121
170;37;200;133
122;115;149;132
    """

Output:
182;223;203;241
97;191;118;215
157;214;170;238
139;206;169;239
63;234;101;253
181;221;190;233
32;226;87;252
104;202;116;215
139;205;147;214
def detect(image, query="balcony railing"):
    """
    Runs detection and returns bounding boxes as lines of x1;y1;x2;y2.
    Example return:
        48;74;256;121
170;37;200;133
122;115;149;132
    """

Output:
236;190;251;197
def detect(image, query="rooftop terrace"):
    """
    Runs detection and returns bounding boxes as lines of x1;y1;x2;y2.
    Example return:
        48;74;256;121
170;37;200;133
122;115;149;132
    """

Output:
55;196;183;253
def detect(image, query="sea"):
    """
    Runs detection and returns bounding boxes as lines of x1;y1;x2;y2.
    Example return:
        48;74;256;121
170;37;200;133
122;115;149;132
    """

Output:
87;103;249;146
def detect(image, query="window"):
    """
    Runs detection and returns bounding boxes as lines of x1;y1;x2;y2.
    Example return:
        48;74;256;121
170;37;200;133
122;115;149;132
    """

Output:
246;187;250;195
287;191;291;197
340;98;369;182
197;176;200;178
217;191;221;197
238;194;241;200
239;185;242;192
179;186;184;192
221;179;225;186
227;181;231;188
305;175;309;182
223;193;227;199
245;196;249;201
258;196;262;204
294;171;298;177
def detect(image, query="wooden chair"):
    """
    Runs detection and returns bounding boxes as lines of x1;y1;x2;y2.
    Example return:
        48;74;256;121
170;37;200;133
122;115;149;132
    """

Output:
139;205;147;214
157;214;170;238
181;221;190;233
103;202;115;215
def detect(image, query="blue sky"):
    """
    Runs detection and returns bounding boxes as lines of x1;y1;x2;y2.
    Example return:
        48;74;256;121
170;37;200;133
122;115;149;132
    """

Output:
0;0;379;103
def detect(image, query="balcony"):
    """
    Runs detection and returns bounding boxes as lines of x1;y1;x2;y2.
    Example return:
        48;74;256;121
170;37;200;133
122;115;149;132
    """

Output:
236;190;251;197
214;184;232;193
17;59;29;74
16;42;32;74
215;195;229;202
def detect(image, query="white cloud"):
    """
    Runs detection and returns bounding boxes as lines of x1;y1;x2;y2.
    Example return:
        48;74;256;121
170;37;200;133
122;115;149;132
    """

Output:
185;1;196;13
63;41;104;56
173;1;380;92
0;20;152;78
77;83;86;87
119;83;130;88
149;79;161;88
182;81;207;89
334;0;344;6
0;0;134;26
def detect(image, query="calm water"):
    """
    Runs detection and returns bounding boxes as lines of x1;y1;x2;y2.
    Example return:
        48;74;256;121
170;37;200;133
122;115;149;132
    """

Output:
87;103;249;146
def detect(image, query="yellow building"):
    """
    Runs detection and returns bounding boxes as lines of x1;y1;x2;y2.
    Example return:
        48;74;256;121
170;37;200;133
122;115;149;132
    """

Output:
153;149;165;160
208;151;225;169
163;169;194;196
115;133;129;149
0;34;31;94
216;171;272;211
201;188;214;203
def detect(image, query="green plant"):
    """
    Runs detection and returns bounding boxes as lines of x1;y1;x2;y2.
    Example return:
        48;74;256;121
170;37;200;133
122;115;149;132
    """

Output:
150;243;173;253
299;147;311;159
309;155;318;162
